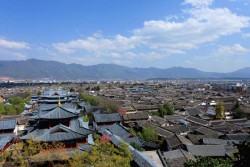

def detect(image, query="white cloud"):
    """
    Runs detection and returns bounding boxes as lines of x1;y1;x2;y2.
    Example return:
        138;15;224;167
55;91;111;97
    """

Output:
183;0;213;8
242;33;250;38
213;44;249;56
0;38;29;49
0;48;27;60
52;0;250;61
53;35;140;54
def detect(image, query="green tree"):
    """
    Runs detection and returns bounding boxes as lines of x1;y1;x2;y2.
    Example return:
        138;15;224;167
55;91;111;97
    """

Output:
79;93;99;106
157;103;174;117
70;140;132;167
233;100;246;119
184;157;232;167
141;128;158;142
1;140;67;167
215;101;225;120
99;97;120;113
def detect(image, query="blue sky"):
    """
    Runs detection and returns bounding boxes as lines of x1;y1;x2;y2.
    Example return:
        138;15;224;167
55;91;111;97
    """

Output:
0;0;250;72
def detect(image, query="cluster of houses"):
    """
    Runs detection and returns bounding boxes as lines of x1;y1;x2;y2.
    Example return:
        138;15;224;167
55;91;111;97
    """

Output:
0;82;250;166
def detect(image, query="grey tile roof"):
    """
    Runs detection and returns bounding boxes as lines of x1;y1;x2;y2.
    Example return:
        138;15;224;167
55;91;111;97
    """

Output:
0;119;16;130
21;129;49;140
167;134;182;149
69;118;94;136
195;126;223;136
78;144;92;151
177;135;193;145
225;133;250;141
163;125;189;134
161;149;195;167
155;127;174;139
123;113;149;122
210;122;241;133
97;123;143;146
0;136;13;150
150;115;166;125
132;149;157;167
94;113;121;123
187;134;218;145
185;116;209;126
22;124;86;142
37;124;85;142
30;106;80;120
185;107;202;116
186;145;226;157
202;138;239;145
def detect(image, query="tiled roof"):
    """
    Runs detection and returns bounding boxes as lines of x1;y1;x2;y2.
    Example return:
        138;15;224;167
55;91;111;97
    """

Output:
69;118;94;136
225;133;250;141
161;149;195;167
195;126;223;136
166;135;182;149
78;144;92;151
210;122;241;133
131;149;157;167
123;113;149;121
185;107;202;116
38;124;85;142
0;119;16;130
163;125;189;134
186;145;226;157
0;136;13;150
94;113;121;123
30;106;80;120
97;123;142;146
177;135;193;145
150;115;166;125
202;138;239;145
187;134;218;145
185;116;209;126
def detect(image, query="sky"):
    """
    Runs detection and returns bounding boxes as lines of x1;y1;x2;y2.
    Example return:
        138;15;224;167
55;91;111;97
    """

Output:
0;0;250;72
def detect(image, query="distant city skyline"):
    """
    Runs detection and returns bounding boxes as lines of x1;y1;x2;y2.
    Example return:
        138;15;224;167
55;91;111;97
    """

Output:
0;0;250;72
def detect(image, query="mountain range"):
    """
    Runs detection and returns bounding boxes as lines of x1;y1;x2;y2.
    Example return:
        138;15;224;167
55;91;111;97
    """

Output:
0;59;249;80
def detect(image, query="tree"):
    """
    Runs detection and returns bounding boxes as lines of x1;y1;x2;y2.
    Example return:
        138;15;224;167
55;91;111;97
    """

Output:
184;157;232;167
215;101;225;120
157;103;174;117
98;97;120;113
141;128;158;142
233;100;246;119
70;140;132;167
78;93;99;106
0;139;68;167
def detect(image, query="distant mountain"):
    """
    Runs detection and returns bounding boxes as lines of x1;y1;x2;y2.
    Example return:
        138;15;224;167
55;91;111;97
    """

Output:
226;67;250;78
0;59;249;80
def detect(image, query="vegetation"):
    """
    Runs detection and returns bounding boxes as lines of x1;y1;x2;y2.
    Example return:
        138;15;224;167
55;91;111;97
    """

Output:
215;101;225;119
79;92;99;106
82;115;89;122
79;93;119;113
130;142;144;151
0;96;30;115
137;127;158;142
151;103;173;117
232;100;246;119
1;137;132;167
0;140;66;167
99;97;120;113
184;157;233;167
185;139;250;167
70;140;131;167
160;103;174;116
